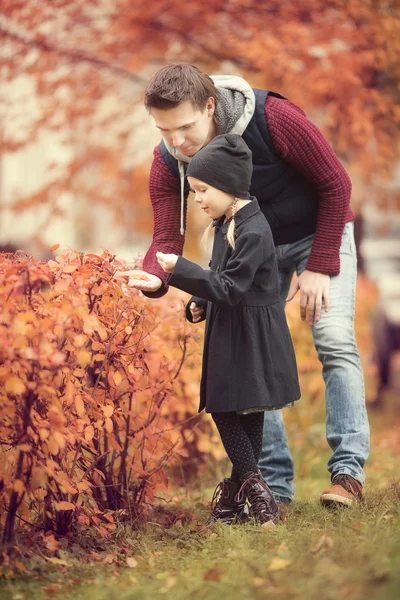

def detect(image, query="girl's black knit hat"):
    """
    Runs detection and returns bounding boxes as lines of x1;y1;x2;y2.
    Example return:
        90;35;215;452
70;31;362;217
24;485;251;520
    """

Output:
186;134;252;199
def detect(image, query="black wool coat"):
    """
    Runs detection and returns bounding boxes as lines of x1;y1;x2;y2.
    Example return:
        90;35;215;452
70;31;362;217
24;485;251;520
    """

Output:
168;199;301;414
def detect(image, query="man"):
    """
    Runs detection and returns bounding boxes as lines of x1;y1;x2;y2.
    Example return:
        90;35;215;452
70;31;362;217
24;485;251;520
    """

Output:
123;63;369;509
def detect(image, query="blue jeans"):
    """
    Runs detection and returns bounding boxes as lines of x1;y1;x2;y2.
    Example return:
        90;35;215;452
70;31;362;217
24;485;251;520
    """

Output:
258;222;370;502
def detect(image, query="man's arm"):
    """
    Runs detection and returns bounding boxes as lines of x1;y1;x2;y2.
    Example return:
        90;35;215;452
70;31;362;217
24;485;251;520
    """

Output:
139;145;186;298
265;95;353;276
265;96;353;324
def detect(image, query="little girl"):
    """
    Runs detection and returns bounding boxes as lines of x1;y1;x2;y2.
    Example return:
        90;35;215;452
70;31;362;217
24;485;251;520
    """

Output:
156;134;300;526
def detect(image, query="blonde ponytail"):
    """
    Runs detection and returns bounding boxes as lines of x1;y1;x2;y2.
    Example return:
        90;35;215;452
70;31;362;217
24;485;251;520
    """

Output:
201;221;215;252
226;198;238;249
201;196;239;254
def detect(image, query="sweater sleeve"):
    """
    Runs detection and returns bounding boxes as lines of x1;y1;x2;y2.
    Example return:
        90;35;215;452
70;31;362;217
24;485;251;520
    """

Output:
142;145;186;298
265;95;354;275
168;232;264;307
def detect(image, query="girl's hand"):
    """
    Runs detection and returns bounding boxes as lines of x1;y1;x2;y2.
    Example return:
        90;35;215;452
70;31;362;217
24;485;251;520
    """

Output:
156;252;178;273
190;302;205;323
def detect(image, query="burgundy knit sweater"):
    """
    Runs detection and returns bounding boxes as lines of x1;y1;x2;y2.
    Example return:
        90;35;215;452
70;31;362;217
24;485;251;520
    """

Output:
143;95;354;289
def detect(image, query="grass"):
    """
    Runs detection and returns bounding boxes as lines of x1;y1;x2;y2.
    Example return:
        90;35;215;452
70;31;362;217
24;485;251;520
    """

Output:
1;394;399;600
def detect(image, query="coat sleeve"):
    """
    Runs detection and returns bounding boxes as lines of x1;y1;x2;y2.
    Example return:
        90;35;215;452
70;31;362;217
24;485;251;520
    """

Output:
142;145;187;298
168;232;264;307
185;296;208;323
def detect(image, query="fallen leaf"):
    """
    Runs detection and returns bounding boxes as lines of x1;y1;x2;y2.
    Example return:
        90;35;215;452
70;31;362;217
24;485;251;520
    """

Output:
103;554;116;564
126;557;138;568
45;557;69;566
310;535;334;553
261;520;277;532
41;584;60;595
44;534;61;553
268;557;292;571
160;576;176;593
203;567;222;581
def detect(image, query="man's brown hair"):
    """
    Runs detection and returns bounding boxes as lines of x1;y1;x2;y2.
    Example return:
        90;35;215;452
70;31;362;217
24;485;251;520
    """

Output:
144;63;220;111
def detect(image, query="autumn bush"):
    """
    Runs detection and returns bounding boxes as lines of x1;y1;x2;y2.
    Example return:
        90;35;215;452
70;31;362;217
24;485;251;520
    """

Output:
0;248;379;551
0;249;225;547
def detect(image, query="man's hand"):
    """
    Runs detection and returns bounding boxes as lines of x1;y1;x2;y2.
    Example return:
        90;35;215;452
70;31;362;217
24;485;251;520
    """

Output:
114;270;162;292
286;270;330;325
190;302;205;323
156;252;178;273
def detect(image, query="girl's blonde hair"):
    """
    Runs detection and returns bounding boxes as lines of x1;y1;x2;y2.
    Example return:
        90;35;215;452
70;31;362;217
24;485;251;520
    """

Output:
201;198;238;251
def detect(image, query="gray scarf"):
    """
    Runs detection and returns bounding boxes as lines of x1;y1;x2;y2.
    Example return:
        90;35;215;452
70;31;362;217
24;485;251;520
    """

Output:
214;88;247;136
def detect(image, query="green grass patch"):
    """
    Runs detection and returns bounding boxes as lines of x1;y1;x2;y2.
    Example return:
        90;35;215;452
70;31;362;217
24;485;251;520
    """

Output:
1;400;399;600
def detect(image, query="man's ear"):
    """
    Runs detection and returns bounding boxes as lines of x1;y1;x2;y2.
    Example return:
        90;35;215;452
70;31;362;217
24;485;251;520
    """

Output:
206;96;215;116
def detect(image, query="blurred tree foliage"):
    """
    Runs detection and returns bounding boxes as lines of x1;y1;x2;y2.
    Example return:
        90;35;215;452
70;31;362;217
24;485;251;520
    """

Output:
1;0;399;245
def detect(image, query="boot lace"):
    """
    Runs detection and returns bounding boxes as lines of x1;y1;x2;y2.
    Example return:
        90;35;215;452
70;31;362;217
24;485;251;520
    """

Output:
235;475;278;515
210;481;225;511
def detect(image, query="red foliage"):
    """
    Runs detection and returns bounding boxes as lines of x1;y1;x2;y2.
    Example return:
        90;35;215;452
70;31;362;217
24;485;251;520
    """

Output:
0;250;214;544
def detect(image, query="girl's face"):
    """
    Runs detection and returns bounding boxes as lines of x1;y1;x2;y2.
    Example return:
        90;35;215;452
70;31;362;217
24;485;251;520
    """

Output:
188;176;234;220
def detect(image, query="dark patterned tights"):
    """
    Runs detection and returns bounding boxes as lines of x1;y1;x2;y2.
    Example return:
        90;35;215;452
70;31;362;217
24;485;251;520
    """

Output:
211;411;264;481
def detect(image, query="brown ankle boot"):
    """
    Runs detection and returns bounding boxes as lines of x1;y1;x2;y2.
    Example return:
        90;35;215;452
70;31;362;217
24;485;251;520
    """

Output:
236;471;279;525
207;478;249;525
320;474;363;507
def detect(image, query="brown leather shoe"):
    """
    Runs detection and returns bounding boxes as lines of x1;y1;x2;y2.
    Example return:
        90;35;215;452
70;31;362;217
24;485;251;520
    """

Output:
320;474;363;507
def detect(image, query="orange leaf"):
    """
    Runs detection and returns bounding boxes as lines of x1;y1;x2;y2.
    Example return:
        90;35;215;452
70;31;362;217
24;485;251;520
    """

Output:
102;405;114;418
104;417;113;433
113;371;122;387
5;376;26;395
50;243;60;252
75;394;86;417
63;264;78;273
47;437;59;456
13;479;25;493
39;428;50;441
84;425;94;441
55;501;75;511
77;350;91;366
53;431;66;451
45;534;61;553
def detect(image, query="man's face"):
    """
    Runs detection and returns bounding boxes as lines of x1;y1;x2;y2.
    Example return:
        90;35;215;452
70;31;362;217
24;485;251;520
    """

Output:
150;98;216;157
